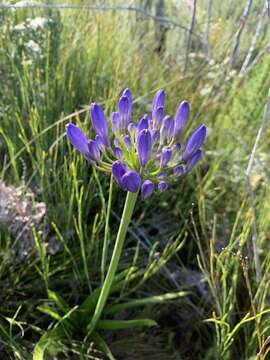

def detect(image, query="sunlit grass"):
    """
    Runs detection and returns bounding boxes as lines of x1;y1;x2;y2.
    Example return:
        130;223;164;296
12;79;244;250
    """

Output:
0;1;270;359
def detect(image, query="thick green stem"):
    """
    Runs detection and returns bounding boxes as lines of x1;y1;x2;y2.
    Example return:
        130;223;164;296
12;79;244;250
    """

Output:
88;191;138;334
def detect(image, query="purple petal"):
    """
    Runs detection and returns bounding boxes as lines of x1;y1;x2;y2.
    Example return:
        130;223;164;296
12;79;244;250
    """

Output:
141;180;155;200
111;112;121;134
90;103;110;148
112;160;126;186
66;124;89;155
160;147;172;167
118;96;130;129
137;129;152;167
121;170;141;193
122;88;132;106
152;106;164;128
160;116;174;145
172;143;181;153
128;122;137;135
173;165;185;177
150;129;159;143
158;181;168;192
88;140;100;162
152;89;165;112
137;115;149;133
157;172;166;180
186;149;202;172
174;101;190;138
122;88;132;116
123;135;133;149
114;147;123;159
182;124;206;161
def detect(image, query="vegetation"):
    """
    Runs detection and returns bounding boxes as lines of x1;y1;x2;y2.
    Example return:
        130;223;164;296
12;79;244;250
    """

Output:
0;1;270;359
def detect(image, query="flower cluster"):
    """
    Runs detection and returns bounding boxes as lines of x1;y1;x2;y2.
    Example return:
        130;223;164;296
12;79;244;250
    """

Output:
66;89;206;199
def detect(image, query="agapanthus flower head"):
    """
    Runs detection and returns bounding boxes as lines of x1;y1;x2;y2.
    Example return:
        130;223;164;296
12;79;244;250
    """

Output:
66;89;207;198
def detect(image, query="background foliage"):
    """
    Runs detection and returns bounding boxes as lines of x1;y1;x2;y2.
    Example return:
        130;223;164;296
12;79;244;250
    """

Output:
0;0;270;359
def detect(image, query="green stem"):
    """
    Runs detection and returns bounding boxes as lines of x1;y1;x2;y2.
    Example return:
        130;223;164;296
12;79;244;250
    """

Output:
88;191;138;334
101;174;114;283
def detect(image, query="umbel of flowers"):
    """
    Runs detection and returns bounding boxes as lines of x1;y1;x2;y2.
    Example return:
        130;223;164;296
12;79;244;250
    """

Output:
66;89;206;199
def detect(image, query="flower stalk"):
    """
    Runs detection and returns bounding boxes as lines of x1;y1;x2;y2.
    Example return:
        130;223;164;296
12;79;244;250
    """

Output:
87;190;138;334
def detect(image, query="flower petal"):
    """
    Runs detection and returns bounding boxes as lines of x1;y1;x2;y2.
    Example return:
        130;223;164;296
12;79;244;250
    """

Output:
160;116;174;145
158;181;168;192
174;101;190;138
137;115;149;133
114;147;123;159
90;103;110;148
173;165;185;177
182;124;206;161
88;140;100;162
111;112;121;134
66;124;89;155
152;106;164;128
112;160;126;186
137;129;152;167
121;170;141;192
160;147;172;167
118;96;130;129
152;89;165;113
186;149;202;172
141;180;155;199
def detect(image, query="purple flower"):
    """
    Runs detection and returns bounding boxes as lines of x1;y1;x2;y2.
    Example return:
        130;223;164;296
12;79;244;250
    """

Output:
137;115;149;133
137;129;152;167
128;122;137;135
141;180;155;199
182;124;206;162
152;89;165;113
66;89;207;197
160;147;172;168
152;106;164;128
122;170;141;192
172;143;181;153
90;103;110;148
118;96;130;129
174;101;190;138
150;129;159;143
66;124;89;155
186;149;202;172
111;112;121;134
123;135;133;149
173;165;185;177
122;88;132;112
160;116;174;145
112;160;126;186
114;147;123;159
88;140;100;162
158;181;168;192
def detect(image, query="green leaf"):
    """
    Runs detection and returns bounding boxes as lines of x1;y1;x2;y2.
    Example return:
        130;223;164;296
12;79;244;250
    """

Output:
104;291;189;315
47;290;70;314
32;328;62;360
95;319;158;330
91;332;116;360
37;305;62;321
78;267;138;322
33;305;79;359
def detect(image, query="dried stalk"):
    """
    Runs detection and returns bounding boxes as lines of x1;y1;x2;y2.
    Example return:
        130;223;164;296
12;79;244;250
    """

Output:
246;88;270;282
184;0;197;74
227;0;253;72
239;3;267;77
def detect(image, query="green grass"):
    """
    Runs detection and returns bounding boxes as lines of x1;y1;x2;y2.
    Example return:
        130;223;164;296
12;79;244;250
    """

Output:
0;1;270;359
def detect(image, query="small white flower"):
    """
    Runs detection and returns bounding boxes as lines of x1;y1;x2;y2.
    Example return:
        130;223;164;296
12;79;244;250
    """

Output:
13;22;26;31
25;40;41;52
28;17;49;30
